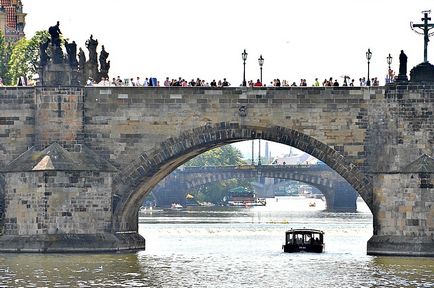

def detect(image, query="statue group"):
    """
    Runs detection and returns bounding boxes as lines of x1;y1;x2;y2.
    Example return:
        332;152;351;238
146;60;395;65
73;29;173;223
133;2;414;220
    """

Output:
39;22;110;86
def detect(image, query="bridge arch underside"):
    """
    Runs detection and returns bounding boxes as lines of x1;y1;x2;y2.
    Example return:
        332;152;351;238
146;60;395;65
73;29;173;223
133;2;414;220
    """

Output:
180;171;359;212
113;124;372;232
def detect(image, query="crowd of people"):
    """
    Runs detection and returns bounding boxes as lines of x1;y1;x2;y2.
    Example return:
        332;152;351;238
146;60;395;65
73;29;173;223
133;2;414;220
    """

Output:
88;68;397;88
88;76;232;87
0;73;394;88
91;73;396;88
0;73;395;88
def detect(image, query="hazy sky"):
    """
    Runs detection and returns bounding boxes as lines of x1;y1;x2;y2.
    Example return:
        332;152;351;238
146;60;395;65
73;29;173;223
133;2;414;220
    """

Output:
21;0;434;158
23;0;434;86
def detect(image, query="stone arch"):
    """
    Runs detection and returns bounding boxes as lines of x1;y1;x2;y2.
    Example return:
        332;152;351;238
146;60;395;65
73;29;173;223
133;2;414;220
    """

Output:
182;171;258;189
112;123;372;231
270;179;327;192
174;171;355;211
181;171;337;193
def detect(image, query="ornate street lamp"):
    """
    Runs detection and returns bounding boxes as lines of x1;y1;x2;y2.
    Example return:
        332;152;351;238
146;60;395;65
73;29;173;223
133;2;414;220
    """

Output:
258;139;262;166
258;55;264;84
386;53;393;70
251;140;254;165
386;53;393;83
366;48;372;86
242;49;248;86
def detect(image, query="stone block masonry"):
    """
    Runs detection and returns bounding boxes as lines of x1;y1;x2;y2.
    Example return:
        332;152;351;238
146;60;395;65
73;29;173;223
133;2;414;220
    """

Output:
35;87;84;149
0;85;431;255
0;175;4;236
3;171;113;235
0;88;35;164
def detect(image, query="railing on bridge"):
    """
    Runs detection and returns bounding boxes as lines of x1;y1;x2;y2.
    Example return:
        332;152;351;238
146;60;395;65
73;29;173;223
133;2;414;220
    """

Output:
179;163;332;173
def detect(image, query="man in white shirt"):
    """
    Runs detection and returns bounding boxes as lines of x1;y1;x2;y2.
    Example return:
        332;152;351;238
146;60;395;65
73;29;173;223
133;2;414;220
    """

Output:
135;77;141;86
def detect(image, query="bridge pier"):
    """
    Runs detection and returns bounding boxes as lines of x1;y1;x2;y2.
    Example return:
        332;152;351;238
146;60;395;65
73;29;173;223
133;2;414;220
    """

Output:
367;163;434;256
152;180;189;207
323;183;358;212
0;143;145;253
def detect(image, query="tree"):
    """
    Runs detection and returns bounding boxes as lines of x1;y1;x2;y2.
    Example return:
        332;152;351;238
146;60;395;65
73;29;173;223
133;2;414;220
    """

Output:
0;32;12;84
7;30;49;85
184;145;252;204
27;30;50;75
7;38;28;85
185;145;245;167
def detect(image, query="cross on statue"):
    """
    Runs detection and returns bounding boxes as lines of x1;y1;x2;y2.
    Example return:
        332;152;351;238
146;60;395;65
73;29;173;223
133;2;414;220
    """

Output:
411;10;434;63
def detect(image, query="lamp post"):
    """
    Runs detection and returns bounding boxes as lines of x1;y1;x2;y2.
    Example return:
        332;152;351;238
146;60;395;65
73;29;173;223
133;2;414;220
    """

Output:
366;48;372;86
258;55;264;84
386;53;393;83
258;139;262;166
242;49;248;86
386;53;393;70
251;140;254;165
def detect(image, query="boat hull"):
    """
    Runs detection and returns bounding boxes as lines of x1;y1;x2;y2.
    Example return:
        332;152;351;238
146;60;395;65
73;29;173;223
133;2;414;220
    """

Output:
282;244;324;253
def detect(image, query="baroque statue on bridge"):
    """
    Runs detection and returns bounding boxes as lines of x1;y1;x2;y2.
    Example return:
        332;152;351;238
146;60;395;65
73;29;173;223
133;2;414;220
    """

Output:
85;34;99;65
39;22;81;85
85;34;100;81
65;40;79;69
78;47;86;70
99;45;110;80
48;21;62;47
38;24;110;85
397;50;408;82
48;21;64;64
399;50;407;75
39;40;50;67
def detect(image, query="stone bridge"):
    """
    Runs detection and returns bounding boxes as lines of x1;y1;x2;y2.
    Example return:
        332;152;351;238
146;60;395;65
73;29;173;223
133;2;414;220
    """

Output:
0;85;432;256
153;164;358;211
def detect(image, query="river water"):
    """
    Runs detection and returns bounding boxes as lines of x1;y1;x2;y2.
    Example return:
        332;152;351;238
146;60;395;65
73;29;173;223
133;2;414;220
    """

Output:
0;197;433;287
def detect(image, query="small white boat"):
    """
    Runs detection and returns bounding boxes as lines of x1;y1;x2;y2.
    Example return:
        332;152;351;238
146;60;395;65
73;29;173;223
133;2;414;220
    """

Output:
170;203;183;210
139;206;152;213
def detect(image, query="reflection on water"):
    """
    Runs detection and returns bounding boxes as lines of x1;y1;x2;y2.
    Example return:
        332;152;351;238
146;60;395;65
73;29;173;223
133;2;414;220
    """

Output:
0;197;433;287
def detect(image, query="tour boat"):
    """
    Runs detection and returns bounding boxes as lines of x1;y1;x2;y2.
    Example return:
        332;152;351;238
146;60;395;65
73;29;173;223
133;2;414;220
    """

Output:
225;186;266;207
282;228;325;253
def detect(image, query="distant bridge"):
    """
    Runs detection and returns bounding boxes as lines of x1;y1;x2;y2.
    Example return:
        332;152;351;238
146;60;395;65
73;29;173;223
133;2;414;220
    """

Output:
152;164;358;211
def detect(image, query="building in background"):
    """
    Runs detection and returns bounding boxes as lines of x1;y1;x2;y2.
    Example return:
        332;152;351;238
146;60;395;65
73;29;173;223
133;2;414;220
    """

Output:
0;0;25;44
271;153;318;165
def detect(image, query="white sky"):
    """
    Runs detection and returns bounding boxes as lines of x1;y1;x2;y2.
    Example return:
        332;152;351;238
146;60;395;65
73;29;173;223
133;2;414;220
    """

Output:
22;0;434;157
23;0;434;85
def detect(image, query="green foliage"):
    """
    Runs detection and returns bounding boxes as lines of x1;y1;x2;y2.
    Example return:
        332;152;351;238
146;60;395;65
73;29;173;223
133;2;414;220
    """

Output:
192;180;236;204
27;30;50;73
7;38;28;85
0;32;12;84
6;30;49;85
184;145;252;204
185;145;245;167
